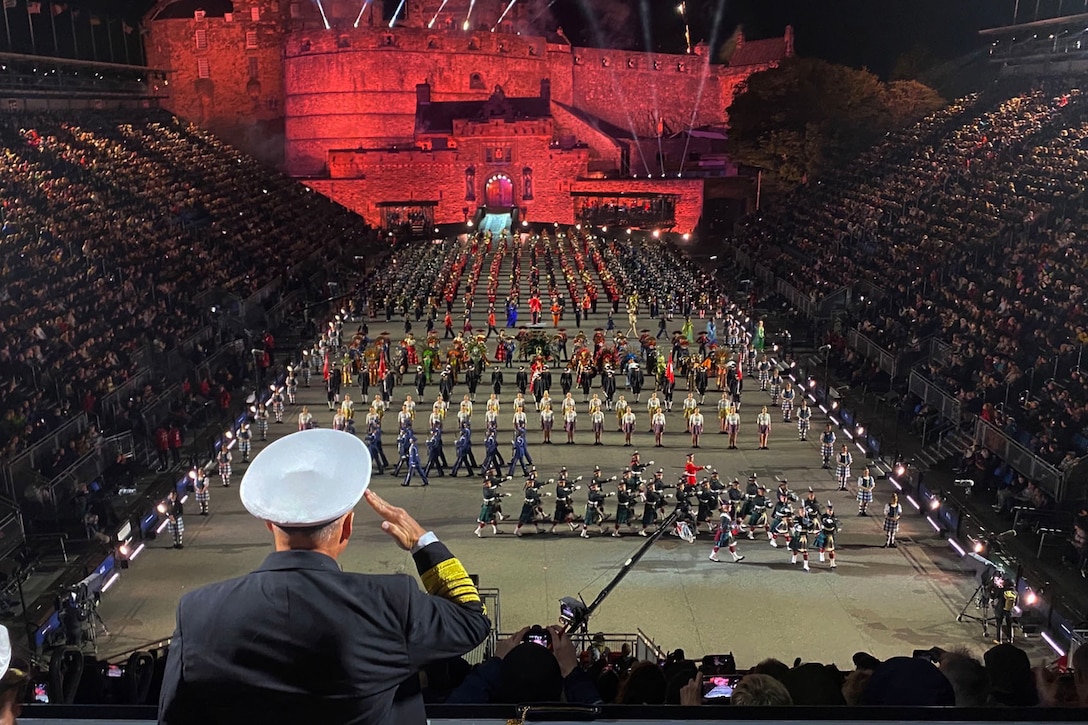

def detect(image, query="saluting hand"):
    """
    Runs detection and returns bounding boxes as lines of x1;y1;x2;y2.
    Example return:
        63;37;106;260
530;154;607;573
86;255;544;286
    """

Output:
364;489;427;551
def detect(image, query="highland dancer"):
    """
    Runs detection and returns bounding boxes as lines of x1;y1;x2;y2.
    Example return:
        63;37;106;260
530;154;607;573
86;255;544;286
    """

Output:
797;399;811;440
882;493;902;548
857;467;875;515
820;424;836;468
836;444;853;491
756;406;772;449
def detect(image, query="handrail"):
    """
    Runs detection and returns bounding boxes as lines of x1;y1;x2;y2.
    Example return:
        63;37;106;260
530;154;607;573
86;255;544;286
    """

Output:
975;417;1066;501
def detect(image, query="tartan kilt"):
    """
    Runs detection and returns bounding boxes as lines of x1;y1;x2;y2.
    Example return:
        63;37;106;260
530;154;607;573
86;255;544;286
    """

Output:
478;503;498;523
584;506;600;526
814;531;835;551
789;533;807;552
798;418;810;433
219;462;232;478
857;489;873;504
781;400;793;414
237;440;251;454
256;419;269;433
518;502;538;525
195;489;210;503
883;517;900;534
758;371;770;383
820;442;833;459
616;506;631;525
835;464;850;481
714;526;736;547
170;517;184;538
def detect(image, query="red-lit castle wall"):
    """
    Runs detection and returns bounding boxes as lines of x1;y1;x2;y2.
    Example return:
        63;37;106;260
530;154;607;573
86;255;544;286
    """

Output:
145;0;785;234
144;0;287;167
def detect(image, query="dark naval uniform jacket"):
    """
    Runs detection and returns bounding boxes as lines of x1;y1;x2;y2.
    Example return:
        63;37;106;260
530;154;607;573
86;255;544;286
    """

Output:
158;540;489;724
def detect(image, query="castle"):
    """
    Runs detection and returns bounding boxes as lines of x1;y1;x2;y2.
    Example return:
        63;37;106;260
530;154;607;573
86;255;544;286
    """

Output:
144;0;792;235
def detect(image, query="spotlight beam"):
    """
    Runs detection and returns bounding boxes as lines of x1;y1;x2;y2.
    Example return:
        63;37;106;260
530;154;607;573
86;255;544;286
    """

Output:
639;0;666;176
388;0;406;28
464;0;477;31
678;0;726;176
428;0;450;29
354;0;372;28
492;0;518;31
313;0;331;30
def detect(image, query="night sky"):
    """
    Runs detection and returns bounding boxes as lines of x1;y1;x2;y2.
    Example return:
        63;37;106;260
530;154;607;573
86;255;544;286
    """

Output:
65;0;1024;78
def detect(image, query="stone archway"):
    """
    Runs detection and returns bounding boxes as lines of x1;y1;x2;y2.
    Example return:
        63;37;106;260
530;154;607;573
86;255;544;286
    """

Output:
484;174;514;208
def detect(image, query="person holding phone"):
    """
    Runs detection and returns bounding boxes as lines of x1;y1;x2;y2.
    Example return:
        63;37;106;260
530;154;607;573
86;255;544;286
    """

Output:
158;429;490;725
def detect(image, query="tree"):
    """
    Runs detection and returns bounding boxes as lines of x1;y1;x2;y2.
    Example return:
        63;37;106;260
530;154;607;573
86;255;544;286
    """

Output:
726;57;944;196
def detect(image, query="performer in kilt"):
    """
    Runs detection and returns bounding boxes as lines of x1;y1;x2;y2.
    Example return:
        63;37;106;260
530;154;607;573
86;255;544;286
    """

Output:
857;467;876;515
578;481;613;538
781;385;795;422
474;477;507;537
882;493;902;548
815;501;840;569
835;444;853;491
789;508;816;571
708;500;744;562
820;424;836;468
166;489;184;549
612;480;637;537
514;479;550;537
797;399;812;441
216;447;232;488
192;468;210;516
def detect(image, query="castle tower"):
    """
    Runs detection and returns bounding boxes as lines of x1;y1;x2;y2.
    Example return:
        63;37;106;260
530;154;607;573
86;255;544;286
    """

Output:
144;0;289;166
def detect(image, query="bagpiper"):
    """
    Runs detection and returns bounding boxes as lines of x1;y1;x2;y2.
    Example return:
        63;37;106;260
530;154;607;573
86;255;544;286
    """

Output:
708;499;744;562
815;501;840;569
790;508;817;571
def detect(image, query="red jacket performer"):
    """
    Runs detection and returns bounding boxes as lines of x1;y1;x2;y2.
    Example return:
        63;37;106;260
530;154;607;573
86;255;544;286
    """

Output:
684;453;710;491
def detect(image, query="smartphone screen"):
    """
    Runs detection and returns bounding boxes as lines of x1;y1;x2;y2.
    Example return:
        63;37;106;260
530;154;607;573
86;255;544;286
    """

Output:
33;683;49;704
702;674;740;700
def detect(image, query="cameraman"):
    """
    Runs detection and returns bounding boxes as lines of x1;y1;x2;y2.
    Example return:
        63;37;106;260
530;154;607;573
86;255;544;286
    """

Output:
991;576;1017;645
447;626;601;705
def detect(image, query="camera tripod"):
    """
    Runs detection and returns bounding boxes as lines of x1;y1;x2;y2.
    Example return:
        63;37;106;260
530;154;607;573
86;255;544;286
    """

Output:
956;581;995;638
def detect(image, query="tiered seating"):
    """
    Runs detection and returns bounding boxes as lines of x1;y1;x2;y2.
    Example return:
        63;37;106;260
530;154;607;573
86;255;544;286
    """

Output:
732;82;1088;468
0;111;371;461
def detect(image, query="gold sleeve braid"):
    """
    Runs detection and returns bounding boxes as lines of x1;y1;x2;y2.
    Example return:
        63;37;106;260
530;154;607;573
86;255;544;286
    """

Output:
420;557;485;614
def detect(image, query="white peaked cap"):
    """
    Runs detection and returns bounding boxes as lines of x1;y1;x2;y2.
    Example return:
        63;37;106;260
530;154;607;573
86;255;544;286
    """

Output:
0;625;9;675
240;429;372;526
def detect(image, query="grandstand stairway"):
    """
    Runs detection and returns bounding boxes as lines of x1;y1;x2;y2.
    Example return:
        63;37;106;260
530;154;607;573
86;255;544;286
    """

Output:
913;425;974;473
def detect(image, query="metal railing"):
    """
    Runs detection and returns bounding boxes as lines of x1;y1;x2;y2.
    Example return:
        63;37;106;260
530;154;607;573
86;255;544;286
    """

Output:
974;418;1067;501
775;278;817;319
0;414;91;501
99;370;154;425
907;370;962;424
847;329;901;379
463;588;501;666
